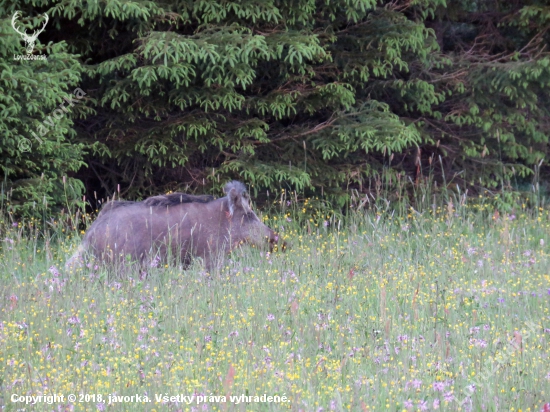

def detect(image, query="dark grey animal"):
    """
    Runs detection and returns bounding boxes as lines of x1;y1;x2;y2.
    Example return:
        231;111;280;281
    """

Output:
66;181;280;271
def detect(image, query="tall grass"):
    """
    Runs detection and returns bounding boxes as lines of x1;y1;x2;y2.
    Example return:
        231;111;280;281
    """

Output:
1;175;549;411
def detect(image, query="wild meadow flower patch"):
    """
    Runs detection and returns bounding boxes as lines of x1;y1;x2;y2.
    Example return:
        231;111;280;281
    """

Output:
1;205;549;411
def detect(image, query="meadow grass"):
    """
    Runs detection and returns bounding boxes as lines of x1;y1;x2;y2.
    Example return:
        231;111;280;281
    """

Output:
1;199;549;411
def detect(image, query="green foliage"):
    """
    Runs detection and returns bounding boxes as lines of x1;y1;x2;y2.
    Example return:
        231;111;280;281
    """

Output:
0;13;90;218
411;1;550;191
1;0;549;215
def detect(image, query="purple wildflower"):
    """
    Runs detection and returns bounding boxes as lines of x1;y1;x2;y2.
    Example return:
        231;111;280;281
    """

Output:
433;381;445;392
48;265;60;277
150;255;160;268
68;315;81;325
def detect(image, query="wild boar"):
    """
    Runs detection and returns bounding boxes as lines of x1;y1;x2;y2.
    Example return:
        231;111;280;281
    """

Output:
66;181;280;271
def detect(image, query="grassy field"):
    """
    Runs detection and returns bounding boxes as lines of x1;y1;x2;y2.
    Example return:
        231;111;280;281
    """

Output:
1;200;549;411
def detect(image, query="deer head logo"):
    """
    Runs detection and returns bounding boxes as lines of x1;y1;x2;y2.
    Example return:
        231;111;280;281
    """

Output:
11;11;49;55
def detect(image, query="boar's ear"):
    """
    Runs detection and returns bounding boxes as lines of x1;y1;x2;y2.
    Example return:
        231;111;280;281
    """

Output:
224;181;249;215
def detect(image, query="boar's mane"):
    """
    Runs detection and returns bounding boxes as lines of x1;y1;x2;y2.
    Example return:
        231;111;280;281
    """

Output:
97;193;215;217
143;193;215;207
98;200;136;215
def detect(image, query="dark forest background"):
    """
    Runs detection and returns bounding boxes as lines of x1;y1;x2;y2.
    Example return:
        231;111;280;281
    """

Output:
1;0;549;217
